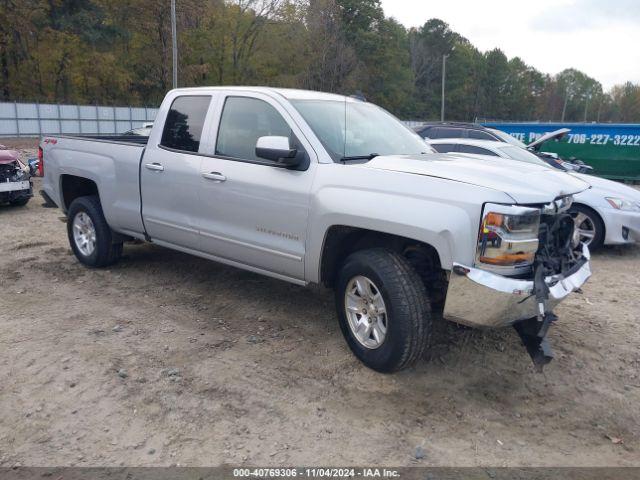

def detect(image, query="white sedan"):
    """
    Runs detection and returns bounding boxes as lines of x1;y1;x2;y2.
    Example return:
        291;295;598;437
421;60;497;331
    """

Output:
426;138;640;249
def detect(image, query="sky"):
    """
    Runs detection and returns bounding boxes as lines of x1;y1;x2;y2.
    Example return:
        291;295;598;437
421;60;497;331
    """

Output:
380;0;640;90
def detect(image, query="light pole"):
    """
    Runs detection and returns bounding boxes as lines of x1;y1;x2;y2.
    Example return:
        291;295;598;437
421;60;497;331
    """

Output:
583;91;591;122
561;86;571;122
171;0;178;89
441;54;449;122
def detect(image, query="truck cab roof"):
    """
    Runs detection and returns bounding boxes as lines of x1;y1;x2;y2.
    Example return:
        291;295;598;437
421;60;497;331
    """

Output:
166;86;356;103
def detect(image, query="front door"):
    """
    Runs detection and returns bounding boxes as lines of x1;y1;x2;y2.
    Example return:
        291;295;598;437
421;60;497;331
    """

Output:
197;94;316;280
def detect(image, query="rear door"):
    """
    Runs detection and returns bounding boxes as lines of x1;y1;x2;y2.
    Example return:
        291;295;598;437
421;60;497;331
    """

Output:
195;92;317;281
140;95;212;249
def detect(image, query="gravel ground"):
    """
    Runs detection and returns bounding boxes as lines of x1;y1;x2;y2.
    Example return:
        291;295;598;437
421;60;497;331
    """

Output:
1;140;639;467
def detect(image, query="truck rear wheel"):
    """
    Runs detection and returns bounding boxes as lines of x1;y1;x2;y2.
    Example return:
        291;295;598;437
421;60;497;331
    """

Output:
335;248;432;373
67;195;122;268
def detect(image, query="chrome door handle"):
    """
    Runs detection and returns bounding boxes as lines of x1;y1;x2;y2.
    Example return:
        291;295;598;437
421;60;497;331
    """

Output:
202;172;226;182
145;162;164;172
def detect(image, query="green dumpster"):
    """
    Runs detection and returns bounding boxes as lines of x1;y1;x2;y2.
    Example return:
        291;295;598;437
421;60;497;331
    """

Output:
483;122;640;181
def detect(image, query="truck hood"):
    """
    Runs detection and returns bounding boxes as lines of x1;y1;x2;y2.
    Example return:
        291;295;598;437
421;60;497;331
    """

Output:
363;153;590;204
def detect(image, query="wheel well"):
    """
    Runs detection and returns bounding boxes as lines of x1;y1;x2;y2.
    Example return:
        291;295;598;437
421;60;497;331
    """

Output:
320;226;445;289
572;202;605;236
60;175;98;211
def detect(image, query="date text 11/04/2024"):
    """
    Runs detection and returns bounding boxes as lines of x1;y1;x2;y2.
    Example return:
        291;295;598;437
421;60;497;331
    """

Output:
233;468;401;478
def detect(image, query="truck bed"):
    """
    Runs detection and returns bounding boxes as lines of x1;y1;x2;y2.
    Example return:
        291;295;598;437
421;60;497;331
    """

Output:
41;134;148;238
53;134;149;146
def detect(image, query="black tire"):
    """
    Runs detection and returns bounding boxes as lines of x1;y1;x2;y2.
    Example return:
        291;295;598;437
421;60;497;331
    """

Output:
570;204;605;250
9;197;30;207
335;248;432;373
67;195;123;268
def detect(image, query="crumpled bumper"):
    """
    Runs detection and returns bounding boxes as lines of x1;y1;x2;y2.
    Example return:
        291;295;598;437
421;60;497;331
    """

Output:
0;179;32;203
443;245;591;328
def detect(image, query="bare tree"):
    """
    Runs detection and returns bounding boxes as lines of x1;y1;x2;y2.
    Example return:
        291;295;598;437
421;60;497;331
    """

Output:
409;32;435;89
228;0;283;82
302;0;356;92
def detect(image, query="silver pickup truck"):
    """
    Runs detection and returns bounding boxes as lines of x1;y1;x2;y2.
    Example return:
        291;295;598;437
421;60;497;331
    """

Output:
41;87;592;372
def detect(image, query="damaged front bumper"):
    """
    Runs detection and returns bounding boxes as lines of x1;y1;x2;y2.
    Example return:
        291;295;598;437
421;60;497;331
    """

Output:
0;180;32;203
443;244;591;329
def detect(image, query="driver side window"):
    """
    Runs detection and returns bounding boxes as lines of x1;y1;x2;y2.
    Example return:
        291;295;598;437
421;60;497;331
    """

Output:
215;96;293;162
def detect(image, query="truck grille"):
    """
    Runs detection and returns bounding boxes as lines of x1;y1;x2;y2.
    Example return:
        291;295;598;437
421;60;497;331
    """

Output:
535;212;580;277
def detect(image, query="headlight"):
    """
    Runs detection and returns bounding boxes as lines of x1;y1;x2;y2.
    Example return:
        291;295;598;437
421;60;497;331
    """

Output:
605;197;640;212
476;203;540;272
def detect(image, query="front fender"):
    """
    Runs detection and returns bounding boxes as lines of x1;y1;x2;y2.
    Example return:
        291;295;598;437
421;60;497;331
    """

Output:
306;186;478;283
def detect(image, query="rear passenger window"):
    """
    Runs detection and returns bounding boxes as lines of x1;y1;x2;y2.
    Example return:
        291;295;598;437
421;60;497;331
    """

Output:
431;143;456;153
457;145;498;156
216;96;292;162
160;96;211;153
469;130;497;140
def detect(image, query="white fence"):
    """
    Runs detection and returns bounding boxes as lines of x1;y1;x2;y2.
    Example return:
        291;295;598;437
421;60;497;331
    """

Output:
403;120;426;129
0;102;159;137
0;101;426;137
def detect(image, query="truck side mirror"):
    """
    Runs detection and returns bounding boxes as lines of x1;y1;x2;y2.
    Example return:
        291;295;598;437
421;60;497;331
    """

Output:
255;136;301;168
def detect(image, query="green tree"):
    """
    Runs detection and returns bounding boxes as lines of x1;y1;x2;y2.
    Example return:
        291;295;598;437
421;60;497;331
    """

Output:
408;19;461;118
2;1;640;123
480;48;510;120
608;82;640;123
440;41;483;121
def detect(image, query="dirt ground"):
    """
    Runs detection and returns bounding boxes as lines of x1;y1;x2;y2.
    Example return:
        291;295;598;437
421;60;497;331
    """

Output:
1;139;639;467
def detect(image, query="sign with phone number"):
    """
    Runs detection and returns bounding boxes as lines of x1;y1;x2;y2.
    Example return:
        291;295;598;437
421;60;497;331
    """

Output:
483;122;640;148
565;133;640;146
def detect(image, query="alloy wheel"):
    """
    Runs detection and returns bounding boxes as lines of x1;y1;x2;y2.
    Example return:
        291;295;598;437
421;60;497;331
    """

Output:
573;212;596;246
344;275;388;349
72;211;97;256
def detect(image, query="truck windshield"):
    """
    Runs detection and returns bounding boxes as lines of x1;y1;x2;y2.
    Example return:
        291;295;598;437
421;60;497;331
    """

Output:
291;99;431;162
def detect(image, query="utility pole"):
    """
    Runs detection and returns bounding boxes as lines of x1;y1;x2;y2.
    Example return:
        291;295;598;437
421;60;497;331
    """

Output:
561;87;570;122
171;0;178;89
583;92;590;122
441;54;449;122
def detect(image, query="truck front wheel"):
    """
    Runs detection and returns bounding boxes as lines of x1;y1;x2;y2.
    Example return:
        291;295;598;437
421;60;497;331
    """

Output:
335;248;432;373
67;195;123;268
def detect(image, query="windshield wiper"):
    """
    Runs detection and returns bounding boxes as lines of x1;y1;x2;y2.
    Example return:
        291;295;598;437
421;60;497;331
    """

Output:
340;153;379;163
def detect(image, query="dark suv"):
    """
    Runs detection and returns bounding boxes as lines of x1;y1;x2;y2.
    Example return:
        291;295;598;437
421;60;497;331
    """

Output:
413;122;502;141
